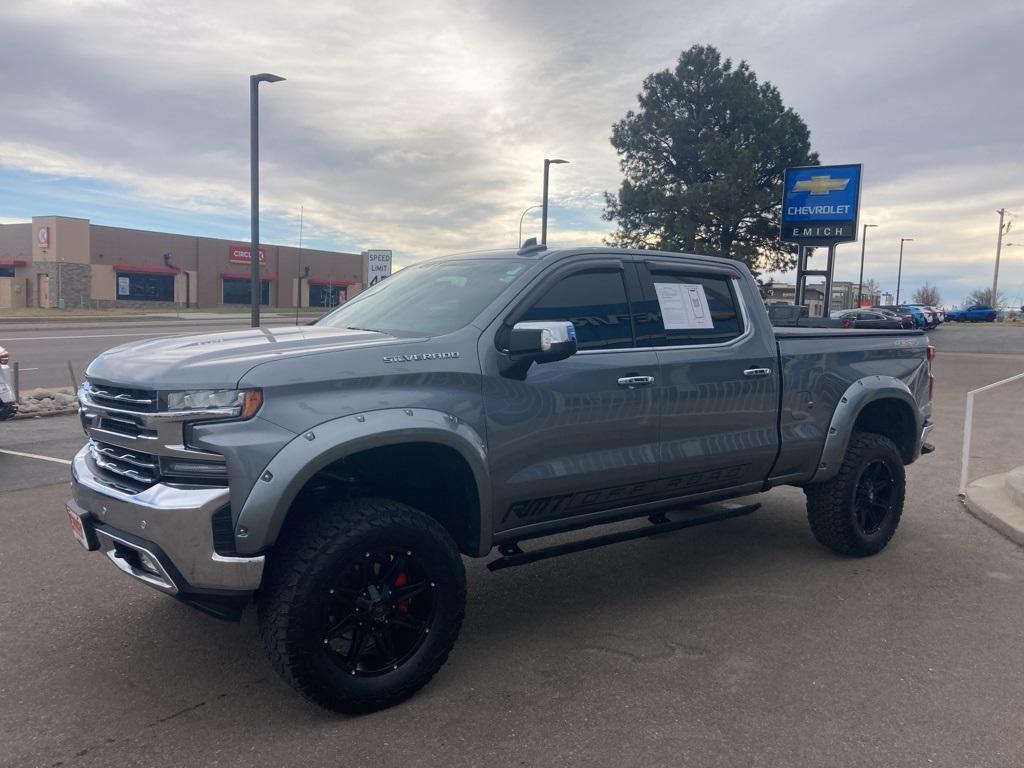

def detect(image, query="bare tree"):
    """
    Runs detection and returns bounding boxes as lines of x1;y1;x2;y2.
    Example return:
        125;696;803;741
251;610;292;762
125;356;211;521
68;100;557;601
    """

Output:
964;287;1005;307
912;282;941;306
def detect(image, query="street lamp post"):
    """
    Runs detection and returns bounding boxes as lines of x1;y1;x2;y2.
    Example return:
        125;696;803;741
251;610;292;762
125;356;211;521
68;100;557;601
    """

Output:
250;72;285;328
541;158;568;245
895;237;913;305
518;205;542;247
857;223;877;307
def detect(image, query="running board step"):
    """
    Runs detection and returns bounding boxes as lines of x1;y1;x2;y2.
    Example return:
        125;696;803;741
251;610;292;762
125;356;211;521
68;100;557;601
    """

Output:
487;501;760;572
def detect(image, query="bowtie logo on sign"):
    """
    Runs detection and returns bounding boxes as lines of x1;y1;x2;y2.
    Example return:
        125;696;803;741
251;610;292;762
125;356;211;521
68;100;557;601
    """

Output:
792;175;850;195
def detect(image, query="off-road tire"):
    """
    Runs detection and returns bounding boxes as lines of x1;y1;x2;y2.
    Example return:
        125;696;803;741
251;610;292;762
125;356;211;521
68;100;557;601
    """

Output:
804;431;905;557
258;497;466;713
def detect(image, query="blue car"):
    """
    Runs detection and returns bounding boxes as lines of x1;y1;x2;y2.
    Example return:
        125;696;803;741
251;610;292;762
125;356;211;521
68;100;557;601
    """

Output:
947;304;997;322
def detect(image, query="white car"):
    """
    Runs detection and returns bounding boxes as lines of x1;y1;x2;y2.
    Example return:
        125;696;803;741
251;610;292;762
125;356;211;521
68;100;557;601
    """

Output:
0;345;17;420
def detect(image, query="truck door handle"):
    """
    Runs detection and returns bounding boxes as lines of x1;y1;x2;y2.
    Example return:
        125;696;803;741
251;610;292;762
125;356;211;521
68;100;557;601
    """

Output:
617;375;655;387
743;367;772;378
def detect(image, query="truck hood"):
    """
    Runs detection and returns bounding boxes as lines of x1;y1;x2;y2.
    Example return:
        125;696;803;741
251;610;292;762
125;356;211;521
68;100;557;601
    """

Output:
86;325;406;389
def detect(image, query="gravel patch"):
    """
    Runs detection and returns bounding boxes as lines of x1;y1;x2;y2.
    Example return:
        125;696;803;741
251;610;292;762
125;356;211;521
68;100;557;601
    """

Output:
13;387;79;419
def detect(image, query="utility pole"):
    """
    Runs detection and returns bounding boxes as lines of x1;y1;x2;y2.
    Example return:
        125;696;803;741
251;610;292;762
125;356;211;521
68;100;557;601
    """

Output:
992;208;1010;307
249;72;285;328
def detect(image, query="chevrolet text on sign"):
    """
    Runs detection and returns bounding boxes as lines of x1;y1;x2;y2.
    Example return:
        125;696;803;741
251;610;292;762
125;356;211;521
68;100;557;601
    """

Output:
781;164;861;245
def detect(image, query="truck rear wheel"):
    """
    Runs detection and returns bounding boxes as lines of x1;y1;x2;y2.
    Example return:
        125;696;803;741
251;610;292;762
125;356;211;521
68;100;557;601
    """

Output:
804;431;905;557
258;497;466;713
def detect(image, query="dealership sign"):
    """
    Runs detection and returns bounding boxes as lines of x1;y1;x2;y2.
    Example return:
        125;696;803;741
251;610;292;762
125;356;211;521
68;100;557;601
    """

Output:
781;164;861;245
365;249;393;287
228;244;266;265
37;226;50;248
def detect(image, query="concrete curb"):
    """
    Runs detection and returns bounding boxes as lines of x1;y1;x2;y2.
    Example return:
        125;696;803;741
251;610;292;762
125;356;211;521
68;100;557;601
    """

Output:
964;469;1024;547
12;407;78;420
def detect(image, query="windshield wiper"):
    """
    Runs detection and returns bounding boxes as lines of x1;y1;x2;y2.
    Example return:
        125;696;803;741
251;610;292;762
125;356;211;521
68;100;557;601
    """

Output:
344;326;383;333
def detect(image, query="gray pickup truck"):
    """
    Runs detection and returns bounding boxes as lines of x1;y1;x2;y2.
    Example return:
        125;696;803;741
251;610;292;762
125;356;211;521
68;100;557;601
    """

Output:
67;244;934;712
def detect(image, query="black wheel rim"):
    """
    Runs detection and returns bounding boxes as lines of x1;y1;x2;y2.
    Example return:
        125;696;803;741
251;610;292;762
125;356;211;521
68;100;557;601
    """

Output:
854;459;896;535
321;548;435;677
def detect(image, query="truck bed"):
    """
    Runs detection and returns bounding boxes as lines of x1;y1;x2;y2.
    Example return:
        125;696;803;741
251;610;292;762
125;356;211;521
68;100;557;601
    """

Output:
772;327;923;339
768;327;930;485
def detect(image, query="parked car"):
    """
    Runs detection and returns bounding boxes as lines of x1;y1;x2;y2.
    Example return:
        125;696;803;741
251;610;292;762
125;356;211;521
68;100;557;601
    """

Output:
946;305;998;322
905;304;941;328
873;305;919;329
66;244;935;713
838;310;906;329
873;309;916;329
0;346;16;420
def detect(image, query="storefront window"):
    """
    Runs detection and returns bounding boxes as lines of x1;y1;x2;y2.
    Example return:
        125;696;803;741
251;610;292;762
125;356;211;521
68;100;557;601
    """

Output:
223;278;269;305
0;266;14;278
309;283;347;308
116;273;174;302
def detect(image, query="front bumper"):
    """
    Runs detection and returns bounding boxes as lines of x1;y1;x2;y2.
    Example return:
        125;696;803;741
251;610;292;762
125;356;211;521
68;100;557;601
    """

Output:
69;446;265;610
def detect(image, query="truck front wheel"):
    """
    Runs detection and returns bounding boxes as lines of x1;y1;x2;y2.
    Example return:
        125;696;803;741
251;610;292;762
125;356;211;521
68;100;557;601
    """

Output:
804;432;905;557
258;497;466;713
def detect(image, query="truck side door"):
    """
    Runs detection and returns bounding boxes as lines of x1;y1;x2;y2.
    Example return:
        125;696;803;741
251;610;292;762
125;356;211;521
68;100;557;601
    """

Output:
480;258;661;537
635;259;779;495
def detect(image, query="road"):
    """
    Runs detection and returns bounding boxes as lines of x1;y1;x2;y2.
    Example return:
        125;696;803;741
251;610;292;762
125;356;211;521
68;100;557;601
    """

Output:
1;324;1022;768
0;315;314;390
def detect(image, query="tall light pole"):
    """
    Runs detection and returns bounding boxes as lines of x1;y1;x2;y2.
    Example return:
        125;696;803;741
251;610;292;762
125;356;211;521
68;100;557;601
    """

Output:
541;158;568;245
991;208;1012;309
518;204;541;247
857;223;877;307
250;72;285;328
895;237;913;305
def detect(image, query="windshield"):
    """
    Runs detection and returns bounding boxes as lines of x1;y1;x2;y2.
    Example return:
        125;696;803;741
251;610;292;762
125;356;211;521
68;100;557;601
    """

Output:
317;259;528;335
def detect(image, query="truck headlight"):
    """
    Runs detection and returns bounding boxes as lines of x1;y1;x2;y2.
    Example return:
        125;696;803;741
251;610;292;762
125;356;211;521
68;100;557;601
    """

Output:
165;388;262;419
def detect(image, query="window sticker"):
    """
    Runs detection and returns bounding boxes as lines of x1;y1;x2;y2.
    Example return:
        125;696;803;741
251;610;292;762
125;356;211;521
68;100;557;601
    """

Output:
653;282;714;330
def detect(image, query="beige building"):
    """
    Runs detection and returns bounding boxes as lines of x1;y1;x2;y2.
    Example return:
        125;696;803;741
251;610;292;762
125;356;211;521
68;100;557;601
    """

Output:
761;279;881;317
0;216;375;310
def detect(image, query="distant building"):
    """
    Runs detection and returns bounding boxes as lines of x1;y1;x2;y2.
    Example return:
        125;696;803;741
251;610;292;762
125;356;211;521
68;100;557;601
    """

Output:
761;279;880;316
0;215;376;310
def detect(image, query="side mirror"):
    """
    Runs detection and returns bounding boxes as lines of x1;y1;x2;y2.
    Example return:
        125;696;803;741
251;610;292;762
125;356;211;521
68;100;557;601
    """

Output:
509;320;577;363
499;320;577;379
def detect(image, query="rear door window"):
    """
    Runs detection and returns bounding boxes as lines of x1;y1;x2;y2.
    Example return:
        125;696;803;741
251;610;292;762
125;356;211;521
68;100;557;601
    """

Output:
634;267;743;346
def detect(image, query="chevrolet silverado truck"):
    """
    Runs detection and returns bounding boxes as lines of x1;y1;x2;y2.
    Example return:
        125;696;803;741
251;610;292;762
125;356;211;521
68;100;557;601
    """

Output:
67;244;934;713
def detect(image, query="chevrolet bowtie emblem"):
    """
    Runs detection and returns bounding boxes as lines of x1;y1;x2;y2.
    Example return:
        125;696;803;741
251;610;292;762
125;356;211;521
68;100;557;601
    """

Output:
792;175;850;195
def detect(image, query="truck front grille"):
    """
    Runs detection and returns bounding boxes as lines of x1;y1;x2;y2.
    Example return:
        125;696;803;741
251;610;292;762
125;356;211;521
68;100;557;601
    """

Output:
89;439;160;492
83;381;158;413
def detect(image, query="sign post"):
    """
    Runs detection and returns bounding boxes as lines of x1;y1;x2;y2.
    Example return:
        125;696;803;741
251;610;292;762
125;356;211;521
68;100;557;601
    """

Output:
781;164;862;317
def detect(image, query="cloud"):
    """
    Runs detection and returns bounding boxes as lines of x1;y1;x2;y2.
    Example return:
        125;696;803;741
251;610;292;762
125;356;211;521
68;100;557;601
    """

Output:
0;0;1022;304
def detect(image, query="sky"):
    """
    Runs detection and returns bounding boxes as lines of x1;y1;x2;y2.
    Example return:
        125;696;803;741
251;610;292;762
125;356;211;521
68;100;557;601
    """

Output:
0;0;1021;308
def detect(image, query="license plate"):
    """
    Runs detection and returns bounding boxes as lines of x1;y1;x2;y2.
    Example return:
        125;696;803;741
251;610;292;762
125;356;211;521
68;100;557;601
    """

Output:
66;506;91;550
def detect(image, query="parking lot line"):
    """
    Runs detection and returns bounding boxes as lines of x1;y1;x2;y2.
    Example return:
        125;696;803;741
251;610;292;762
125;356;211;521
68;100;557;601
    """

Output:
0;448;72;465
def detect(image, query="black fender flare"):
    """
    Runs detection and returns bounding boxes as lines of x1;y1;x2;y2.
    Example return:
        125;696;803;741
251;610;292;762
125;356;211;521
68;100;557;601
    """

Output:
233;408;491;556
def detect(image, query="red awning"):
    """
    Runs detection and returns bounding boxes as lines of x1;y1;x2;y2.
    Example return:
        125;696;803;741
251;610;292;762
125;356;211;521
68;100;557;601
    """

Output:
0;259;28;267
114;262;180;275
307;277;355;286
220;271;278;282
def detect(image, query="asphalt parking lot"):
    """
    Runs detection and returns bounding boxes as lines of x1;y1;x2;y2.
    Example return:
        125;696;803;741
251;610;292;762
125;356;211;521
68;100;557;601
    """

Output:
1;323;1022;768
